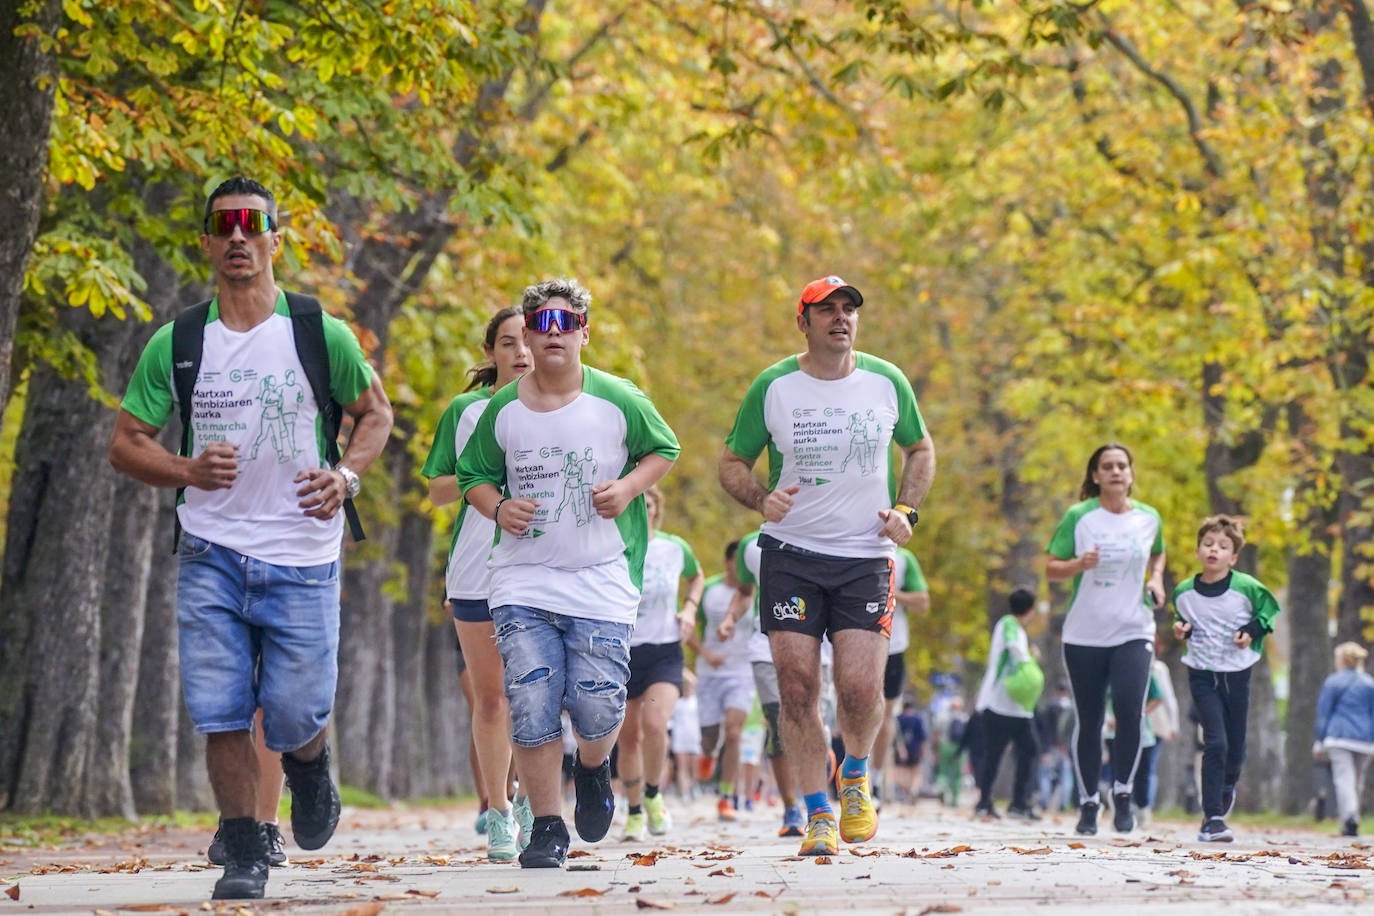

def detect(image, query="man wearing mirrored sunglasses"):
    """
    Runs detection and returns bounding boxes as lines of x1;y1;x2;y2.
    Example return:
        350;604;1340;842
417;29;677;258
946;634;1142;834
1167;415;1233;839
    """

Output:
457;277;680;869
718;274;935;857
109;176;393;900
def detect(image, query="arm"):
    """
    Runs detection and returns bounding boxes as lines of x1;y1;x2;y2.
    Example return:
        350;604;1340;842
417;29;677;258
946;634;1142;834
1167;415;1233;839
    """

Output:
716;583;755;640
429;475;460;507
894;588;930;613
718;447;799;522
299;372;395;519
109;409;239;491
878;437;936;545
1145;551;1167;609
590;452;675;519
1046;550;1098;581
677;569;706;641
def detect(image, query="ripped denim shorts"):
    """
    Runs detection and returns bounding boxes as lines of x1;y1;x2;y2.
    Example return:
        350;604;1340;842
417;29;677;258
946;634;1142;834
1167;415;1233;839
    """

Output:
491;605;632;747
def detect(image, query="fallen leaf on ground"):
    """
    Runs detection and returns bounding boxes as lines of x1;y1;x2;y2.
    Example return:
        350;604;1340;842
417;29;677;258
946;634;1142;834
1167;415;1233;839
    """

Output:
917;906;963;915
486;886;519;894
632;852;661;866
559;887;608;897
635;898;675;909
706;893;736;905
1007;846;1051;855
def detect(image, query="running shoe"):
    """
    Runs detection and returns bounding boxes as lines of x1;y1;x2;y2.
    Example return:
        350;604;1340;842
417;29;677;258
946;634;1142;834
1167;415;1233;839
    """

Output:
1198;817;1234;842
486;809;518;862
778;805;806;837
798;812;839;857
837;774;878;843
643;793;672;835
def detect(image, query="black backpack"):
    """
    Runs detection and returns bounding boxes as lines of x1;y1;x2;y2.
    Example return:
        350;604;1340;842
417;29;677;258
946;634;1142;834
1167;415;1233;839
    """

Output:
170;291;365;549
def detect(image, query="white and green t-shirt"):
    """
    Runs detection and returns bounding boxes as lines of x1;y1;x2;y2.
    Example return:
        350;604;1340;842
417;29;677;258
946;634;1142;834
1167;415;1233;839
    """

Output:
120;292;373;566
632;531;701;646
455;366;680;625
695;574;754;677
724;353;927;559
888;547;929;656
1173;571;1279;672
975;614;1033;719
421;388;498;601
1046;498;1165;647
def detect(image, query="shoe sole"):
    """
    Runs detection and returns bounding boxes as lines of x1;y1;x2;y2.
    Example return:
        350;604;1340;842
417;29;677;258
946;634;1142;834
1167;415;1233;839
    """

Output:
779;828;803;837
839;819;878;844
488;850;519;861
519;856;565;868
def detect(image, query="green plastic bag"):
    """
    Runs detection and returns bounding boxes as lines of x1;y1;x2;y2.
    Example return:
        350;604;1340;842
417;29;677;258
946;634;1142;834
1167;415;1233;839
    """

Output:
1002;656;1045;712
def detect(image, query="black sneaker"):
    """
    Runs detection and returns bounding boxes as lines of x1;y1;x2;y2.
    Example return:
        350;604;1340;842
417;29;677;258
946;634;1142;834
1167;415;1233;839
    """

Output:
1075;800;1100;836
282;745;341;851
1198;817;1234;842
264;822;288;866
1221;785;1236;818
210;817;270;900
572;755;614;842
1006;805;1041;822
1341;817;1359;837
519;817;570;868
1112;792;1134;833
207;818;226;866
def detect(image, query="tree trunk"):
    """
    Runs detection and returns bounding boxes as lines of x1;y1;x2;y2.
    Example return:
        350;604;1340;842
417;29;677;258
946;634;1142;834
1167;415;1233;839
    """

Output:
424;618;470;798
388;492;435;798
131;489;182;815
0;356;114;815
0;0;60;414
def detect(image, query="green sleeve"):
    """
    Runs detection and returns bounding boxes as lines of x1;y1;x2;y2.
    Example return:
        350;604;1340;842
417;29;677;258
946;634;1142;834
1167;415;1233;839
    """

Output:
120;321;176;428
322;313;374;406
456;390;513;496
421;395;466;479
1046;500;1094;559
898;548;927;591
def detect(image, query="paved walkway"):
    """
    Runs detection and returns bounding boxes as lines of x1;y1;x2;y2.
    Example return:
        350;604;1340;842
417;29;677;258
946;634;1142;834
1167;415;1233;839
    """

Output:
3;794;1370;914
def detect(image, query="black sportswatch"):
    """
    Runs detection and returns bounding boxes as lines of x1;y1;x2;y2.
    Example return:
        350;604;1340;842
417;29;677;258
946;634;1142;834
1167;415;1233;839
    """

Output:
894;503;918;527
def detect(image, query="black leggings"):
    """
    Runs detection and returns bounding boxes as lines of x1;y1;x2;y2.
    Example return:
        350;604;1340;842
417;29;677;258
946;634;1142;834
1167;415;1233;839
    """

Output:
1063;640;1154;804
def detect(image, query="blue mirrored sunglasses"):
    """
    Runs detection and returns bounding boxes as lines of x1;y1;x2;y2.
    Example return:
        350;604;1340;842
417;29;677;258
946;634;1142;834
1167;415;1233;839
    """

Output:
525;308;586;333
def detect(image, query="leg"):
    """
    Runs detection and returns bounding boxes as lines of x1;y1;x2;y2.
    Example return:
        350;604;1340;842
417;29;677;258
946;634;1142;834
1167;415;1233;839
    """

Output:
1188;668;1229;819
769;631;827;798
636;681;680;794
1220;668;1252;801
618;696;647;807
251;708;284;823
976;712;1012;812
831;628;889;760
457;617;515;816
207;730;260;819
1104;640;1153;795
1062;644;1111;803
1010;717;1040;811
1327;748;1360;826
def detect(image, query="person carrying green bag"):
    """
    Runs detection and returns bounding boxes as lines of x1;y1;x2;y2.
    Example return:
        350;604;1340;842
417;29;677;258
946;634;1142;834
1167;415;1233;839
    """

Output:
972;588;1044;820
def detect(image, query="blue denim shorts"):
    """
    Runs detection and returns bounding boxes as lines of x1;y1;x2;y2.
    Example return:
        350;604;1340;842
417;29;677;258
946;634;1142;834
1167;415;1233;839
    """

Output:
176;533;340;753
492;605;631;748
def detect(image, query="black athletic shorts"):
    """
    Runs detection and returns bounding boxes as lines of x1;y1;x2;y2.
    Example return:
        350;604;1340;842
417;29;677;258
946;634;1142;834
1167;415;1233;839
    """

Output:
883;651;907;700
757;534;894;639
626;641;684;699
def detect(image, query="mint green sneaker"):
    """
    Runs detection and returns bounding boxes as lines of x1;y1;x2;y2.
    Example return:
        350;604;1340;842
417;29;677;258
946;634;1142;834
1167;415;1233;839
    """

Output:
622;810;647;841
643;794;671;836
486;809;518;862
513;795;534;851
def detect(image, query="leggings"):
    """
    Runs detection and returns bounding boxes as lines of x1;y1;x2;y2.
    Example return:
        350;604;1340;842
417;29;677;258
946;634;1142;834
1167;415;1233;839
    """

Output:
1063;640;1153;804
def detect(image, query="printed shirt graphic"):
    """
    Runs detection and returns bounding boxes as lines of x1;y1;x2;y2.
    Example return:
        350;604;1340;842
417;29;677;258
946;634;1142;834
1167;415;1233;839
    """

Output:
975;614;1033;719
887;547;928;655
724;353;927;559
421;389;498;601
1173;571;1280;672
120;292;372;566
632;531;701;646
695;574;754;677
1046;498;1165;647
455;366;680;624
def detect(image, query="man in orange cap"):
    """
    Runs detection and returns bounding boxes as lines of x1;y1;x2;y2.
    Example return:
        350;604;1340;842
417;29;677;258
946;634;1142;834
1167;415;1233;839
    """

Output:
718;274;935;857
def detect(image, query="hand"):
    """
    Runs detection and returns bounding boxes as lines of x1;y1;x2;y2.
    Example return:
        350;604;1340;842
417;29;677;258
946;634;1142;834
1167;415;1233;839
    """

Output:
706;650;724;669
716;617;736;641
296;466;347;520
1079;545;1100;572
496;497;537;536
1146;583;1165;610
1173;621;1193;640
1233;630;1253;649
878;507;914;545
760;485;800;523
590;479;633;519
187;441;239;491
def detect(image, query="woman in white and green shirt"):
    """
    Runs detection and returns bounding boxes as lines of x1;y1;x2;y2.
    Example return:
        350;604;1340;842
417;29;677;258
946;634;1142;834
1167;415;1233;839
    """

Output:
1045;443;1166;837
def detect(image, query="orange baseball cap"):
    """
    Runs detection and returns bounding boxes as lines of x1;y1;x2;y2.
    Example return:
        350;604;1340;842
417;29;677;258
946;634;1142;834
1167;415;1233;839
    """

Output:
797;275;864;314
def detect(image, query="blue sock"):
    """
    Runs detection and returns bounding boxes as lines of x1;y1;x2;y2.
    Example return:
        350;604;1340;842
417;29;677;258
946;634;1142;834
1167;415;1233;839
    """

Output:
803;791;832;817
841;754;868;780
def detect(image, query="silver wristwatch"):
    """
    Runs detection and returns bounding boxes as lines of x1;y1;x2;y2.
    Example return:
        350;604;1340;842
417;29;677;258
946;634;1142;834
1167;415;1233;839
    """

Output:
336;465;361;498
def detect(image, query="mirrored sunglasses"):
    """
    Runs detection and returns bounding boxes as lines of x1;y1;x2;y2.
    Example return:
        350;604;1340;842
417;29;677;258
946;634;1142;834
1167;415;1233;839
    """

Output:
204;208;276;236
525;308;586;333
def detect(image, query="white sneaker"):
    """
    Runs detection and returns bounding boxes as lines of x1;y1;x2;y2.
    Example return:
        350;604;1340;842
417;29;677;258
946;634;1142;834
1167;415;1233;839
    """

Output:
512;795;533;851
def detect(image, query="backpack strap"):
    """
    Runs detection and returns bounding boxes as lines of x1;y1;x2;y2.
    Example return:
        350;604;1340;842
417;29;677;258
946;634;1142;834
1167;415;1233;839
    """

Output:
169;299;213;552
285;291;365;542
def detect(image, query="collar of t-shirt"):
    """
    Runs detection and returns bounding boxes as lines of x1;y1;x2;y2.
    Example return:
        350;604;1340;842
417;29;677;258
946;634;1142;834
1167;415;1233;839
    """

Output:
1192;570;1233;599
